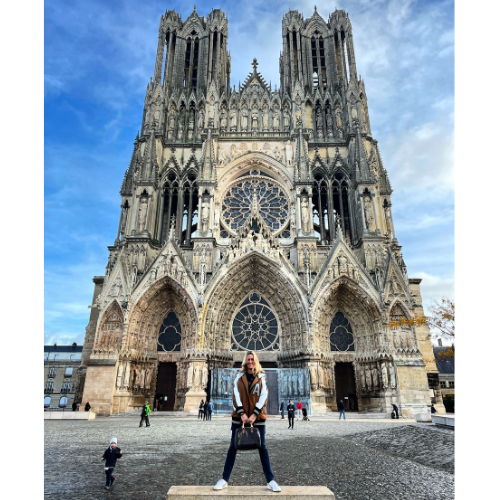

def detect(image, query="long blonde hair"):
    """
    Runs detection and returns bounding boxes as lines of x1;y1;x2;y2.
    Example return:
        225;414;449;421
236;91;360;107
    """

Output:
240;351;264;376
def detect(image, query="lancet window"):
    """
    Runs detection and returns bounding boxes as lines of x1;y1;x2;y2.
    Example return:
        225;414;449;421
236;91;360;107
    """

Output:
157;311;182;352
184;34;200;92
330;312;355;352
311;35;327;89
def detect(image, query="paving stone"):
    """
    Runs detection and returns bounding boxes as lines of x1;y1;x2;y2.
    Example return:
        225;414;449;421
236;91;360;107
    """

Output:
44;417;454;500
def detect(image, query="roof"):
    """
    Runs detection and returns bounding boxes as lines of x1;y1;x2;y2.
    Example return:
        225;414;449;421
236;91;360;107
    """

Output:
433;346;455;374
44;345;83;353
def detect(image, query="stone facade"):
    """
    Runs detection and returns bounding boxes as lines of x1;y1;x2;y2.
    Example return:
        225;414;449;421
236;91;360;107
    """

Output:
78;6;444;417
44;344;82;409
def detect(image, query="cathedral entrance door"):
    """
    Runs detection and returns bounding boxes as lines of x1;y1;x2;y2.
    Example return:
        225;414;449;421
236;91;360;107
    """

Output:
266;370;279;415
156;362;177;411
334;362;358;412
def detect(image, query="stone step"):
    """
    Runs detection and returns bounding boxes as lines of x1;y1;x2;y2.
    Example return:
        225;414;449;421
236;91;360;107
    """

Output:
166;486;335;500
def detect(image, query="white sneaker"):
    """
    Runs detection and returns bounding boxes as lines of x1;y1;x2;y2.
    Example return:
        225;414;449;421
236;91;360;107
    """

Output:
267;480;282;492
214;479;228;490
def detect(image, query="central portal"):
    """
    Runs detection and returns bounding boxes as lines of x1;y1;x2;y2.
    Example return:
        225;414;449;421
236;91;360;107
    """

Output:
155;362;177;411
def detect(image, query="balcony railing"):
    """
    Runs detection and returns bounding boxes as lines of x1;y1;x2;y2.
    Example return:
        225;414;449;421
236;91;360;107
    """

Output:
44;388;53;394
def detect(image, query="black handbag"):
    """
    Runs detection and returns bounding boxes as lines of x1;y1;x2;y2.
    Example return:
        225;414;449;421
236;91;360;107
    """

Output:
235;424;261;450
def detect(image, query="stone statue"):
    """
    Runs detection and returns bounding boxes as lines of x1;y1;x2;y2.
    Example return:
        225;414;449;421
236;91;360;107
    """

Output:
391;277;400;295
137;198;148;232
262;105;269;130
230;108;237;131
359;366;366;390
220;109;227;130
283;107;291;131
371;366;379;389
364;196;375;231
301;197;309;232
365;366;372;390
316;111;323;138
123;363;130;388
145;369;152;390
194;365;201;389
272;105;280;130
188;112;194;139
241;107;248;129
187;364;193;388
251;108;258;129
335;106;342;128
197;108;205;136
326;108;334;137
381;363;388;389
202;365;208;389
309;365;318;389
389;363;396;388
201;200;209;232
384;206;392;238
338;254;348;274
218;148;226;166
116;364;124;388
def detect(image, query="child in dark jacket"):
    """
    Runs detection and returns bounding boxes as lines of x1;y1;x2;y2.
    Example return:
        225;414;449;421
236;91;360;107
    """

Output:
100;437;122;489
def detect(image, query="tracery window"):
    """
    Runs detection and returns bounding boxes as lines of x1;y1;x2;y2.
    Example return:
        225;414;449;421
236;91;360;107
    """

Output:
231;293;280;351
330;312;355;352
157;311;182;352
221;172;289;236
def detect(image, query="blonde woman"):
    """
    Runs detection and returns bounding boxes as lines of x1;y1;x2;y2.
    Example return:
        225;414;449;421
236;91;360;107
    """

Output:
214;351;281;492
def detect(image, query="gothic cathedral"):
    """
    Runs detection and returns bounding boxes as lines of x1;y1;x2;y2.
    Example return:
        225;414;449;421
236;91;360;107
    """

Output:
78;6;444;416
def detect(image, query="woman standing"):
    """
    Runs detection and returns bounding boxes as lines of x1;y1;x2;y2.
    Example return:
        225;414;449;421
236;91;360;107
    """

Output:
214;351;281;492
287;400;295;429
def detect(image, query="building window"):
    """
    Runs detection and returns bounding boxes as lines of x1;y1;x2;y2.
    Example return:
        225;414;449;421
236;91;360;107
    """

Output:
70;354;76;361
157;311;182;352
44;397;51;408
59;397;68;408
64;367;73;377
45;381;54;393
231;292;280;351
440;381;447;388
48;367;57;378
61;381;72;393
330;312;355;352
44;353;48;360
448;381;454;388
54;354;59;360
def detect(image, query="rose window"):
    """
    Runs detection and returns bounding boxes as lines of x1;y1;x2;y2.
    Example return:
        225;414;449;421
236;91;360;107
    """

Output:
221;174;289;235
231;292;280;351
330;312;355;352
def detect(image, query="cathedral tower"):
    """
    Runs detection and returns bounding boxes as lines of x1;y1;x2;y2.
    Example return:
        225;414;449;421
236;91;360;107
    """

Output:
77;6;444;417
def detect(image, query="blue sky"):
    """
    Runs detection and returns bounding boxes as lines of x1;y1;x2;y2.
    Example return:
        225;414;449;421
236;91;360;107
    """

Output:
44;0;454;345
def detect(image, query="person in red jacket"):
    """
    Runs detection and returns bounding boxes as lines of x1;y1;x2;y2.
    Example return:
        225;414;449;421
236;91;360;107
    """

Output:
296;400;303;420
214;351;281;492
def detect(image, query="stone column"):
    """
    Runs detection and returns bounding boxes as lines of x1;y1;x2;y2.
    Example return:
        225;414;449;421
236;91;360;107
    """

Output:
208;31;214;82
288;31;295;83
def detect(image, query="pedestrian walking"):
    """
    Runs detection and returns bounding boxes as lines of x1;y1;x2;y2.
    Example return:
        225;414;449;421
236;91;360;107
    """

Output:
280;400;285;419
139;401;151;427
213;351;281;492
392;403;399;419
338;400;346;420
84;402;91;412
287;399;295;429
430;404;437;414
100;437;122;489
208;400;213;420
72;401;77;411
198;400;205;419
203;400;209;421
297;400;303;420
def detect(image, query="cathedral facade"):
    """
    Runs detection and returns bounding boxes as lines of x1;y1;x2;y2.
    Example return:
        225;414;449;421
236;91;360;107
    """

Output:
78;6;444;416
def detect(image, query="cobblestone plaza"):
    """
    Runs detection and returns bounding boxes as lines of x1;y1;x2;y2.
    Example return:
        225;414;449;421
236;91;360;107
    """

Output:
44;416;454;499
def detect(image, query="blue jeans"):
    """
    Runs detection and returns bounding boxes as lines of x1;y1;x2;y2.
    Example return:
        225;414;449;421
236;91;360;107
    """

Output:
339;409;346;420
222;424;275;483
